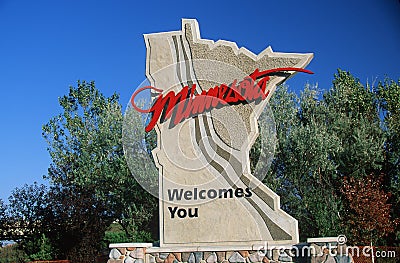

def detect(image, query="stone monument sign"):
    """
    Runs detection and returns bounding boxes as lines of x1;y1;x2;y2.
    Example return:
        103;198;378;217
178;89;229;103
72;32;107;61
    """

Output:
128;19;313;248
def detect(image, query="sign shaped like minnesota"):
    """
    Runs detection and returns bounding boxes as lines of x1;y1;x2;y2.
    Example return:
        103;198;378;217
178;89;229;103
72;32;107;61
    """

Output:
126;19;313;247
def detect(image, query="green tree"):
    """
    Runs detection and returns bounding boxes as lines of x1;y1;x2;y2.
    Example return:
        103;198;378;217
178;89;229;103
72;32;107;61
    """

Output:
267;85;343;239
266;70;396;244
0;200;5;239
323;70;385;178
41;81;157;262
43;183;114;262
29;234;53;261
122;105;159;240
377;78;400;245
6;183;50;260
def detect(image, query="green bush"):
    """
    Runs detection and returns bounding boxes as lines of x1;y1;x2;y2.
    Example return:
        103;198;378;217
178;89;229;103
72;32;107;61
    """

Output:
103;231;131;244
0;243;28;263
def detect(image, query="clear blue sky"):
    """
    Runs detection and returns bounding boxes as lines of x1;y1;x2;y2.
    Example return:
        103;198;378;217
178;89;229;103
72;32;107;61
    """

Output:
0;0;399;201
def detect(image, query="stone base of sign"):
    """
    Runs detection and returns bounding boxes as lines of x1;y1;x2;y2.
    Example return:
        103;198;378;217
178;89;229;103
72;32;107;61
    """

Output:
107;243;296;263
107;237;359;263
